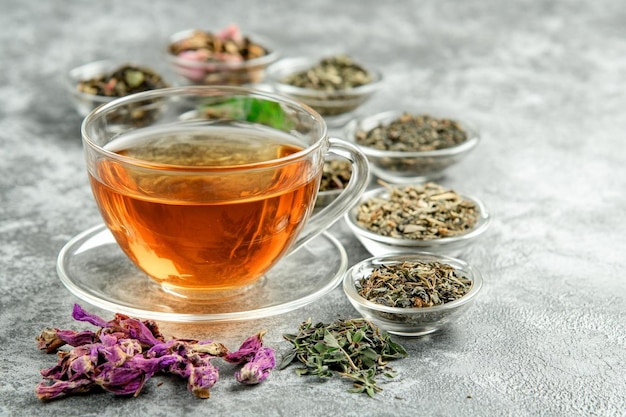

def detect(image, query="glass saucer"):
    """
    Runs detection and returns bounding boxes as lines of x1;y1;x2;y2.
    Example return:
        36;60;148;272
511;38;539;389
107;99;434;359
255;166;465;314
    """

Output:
57;224;347;322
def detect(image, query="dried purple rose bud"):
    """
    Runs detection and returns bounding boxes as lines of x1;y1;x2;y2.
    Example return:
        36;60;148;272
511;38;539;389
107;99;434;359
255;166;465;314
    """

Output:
224;331;266;364
234;347;275;385
36;328;99;353
186;361;220;399
94;355;177;396
146;338;226;398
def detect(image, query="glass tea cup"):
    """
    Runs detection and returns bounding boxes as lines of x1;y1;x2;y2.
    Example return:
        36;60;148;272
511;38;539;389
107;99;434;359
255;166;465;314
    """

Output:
81;86;369;299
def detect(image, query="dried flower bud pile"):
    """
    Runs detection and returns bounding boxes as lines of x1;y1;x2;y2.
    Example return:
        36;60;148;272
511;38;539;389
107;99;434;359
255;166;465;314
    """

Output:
35;304;274;401
355;113;468;152
168;24;268;64
356;182;480;239
77;65;168;97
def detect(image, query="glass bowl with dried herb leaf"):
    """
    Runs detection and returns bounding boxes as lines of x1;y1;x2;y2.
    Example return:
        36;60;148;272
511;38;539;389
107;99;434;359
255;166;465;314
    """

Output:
345;182;491;257
266;55;383;126
166;25;279;86
343;253;483;336
344;110;480;183
67;60;169;120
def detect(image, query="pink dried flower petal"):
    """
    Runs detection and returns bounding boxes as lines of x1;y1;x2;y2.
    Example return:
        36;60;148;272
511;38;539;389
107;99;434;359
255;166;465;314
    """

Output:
36;328;98;353
215;24;243;42
71;304;162;347
234;347;275;385
177;50;209;62
71;304;109;328
108;313;162;347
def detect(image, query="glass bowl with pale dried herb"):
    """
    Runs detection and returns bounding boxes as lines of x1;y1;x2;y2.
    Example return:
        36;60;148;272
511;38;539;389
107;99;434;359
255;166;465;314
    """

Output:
344;110;480;183
166;25;279;85
266;55;383;126
343;253;483;336
67;60;169;117
345;182;491;257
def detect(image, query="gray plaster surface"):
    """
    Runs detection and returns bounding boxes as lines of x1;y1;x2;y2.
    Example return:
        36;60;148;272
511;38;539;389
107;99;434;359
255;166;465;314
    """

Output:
1;0;625;416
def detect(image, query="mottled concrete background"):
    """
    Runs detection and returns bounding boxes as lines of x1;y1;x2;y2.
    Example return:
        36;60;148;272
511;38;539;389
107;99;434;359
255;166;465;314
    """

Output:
1;0;625;416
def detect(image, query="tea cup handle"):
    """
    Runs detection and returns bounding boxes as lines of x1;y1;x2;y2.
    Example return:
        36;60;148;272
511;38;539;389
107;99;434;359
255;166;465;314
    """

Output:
291;137;369;253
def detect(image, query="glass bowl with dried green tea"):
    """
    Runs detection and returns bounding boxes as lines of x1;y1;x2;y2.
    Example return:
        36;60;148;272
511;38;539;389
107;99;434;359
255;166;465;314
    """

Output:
266;55;382;126
345;182;491;257
68;60;169;124
343;253;483;336
166;25;279;85
344;110;480;183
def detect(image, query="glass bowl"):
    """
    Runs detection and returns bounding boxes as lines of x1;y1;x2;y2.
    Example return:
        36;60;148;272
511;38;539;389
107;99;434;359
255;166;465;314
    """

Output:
166;29;279;86
343;253;483;336
266;57;383;126
345;186;491;257
67;60;168;117
344;110;480;183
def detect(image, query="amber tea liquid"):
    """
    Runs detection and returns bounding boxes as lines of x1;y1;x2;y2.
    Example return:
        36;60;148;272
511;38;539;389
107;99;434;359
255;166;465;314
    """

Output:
89;126;320;295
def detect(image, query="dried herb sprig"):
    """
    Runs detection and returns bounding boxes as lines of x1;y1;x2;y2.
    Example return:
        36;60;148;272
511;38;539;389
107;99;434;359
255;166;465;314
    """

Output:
279;318;407;397
358;261;472;308
35;304;274;401
356;182;479;240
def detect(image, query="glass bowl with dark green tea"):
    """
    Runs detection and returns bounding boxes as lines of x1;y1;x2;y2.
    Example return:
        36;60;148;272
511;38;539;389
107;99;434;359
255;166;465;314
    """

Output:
166;25;279;85
314;158;354;210
343;252;483;336
344;109;480;183
345;182;491;257
67;60;169;118
266;55;382;126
